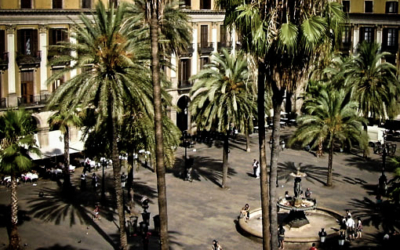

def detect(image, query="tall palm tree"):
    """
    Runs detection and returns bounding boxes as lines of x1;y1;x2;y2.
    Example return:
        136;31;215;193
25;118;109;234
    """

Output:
217;1;345;248
189;49;254;188
48;110;82;190
289;88;368;186
345;41;400;121
46;3;154;249
0;109;41;249
125;1;191;248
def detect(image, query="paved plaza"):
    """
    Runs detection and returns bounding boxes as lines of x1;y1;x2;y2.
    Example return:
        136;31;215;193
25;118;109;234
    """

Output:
0;128;399;250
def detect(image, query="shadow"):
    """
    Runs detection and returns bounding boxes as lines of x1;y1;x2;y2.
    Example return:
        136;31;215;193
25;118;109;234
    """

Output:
277;161;341;187
348;197;400;233
167;156;237;188
0;204;31;228
36;244;85;250
344;155;397;174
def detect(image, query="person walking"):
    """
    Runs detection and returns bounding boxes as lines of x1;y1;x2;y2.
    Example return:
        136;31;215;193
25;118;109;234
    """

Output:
252;159;258;178
278;224;285;249
92;173;98;190
346;216;355;240
309;242;317;250
255;161;260;179
121;172;127;188
356;217;363;239
93;204;101;220
80;173;86;191
211;240;222;250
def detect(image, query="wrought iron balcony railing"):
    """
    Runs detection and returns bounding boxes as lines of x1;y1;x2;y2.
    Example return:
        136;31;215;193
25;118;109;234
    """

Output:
0;52;8;70
179;43;195;57
16;51;41;69
198;42;214;55
217;41;232;52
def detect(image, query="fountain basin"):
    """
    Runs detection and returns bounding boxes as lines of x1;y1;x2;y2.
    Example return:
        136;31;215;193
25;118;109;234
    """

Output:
238;207;342;243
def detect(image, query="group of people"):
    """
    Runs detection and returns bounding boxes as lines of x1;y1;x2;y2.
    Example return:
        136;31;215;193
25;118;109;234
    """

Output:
80;172;98;191
339;210;363;241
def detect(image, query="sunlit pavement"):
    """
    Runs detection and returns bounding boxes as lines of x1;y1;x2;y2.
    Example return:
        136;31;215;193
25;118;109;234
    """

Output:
0;127;399;249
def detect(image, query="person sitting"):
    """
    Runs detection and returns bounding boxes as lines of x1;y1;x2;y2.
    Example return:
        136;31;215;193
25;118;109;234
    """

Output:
305;188;312;199
240;204;250;222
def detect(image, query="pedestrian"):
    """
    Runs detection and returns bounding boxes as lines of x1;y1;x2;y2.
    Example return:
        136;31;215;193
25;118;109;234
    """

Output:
346;209;351;218
127;219;134;237
278;224;285;249
379;173;388;195
318;228;327;243
80;173;86;191
285;191;291;200
121;172;127;188
240;204;250;222
346;216;355;240
255;161;260;179
93;204;100;220
339;217;347;235
211;240;222;250
356;217;363;239
92;173;98;190
252;159;258;178
309;242;317;250
305;188;312;198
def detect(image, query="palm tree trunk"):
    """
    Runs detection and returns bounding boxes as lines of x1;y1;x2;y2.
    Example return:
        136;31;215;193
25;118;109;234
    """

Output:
258;61;270;250
270;86;285;250
221;133;229;188
363;124;368;158
327;141;334;186
317;140;323;158
127;152;135;215
63;127;71;190
9;174;20;249
245;121;251;152
109;105;127;250
150;2;169;249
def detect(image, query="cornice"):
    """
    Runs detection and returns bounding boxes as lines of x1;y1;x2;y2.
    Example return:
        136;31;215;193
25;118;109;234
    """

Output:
0;9;92;15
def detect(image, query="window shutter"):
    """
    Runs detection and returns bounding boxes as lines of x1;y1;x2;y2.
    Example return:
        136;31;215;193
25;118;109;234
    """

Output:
32;29;38;55
383;28;388;47
17;30;23;54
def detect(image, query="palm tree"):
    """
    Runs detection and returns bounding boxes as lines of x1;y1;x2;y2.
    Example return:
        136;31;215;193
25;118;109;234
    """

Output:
289;88;368;186
46;3;154;249
125;1;191;247
48;110;82;190
189;49;254;188
217;1;345;248
346;42;399;120
0;109;41;249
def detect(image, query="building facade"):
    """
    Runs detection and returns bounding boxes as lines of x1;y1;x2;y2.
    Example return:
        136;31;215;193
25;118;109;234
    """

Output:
0;0;399;144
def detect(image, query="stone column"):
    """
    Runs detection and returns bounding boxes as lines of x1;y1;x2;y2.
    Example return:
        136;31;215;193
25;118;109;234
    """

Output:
191;23;198;76
376;25;383;46
6;25;17;107
171;53;177;88
39;25;48;95
353;25;359;54
231;27;236;52
212;22;218;53
38;127;50;148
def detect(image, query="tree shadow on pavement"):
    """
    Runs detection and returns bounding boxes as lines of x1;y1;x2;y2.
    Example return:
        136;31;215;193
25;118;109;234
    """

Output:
168;156;237;188
344;155;397;174
36;245;85;250
277;161;341;187
348;197;400;234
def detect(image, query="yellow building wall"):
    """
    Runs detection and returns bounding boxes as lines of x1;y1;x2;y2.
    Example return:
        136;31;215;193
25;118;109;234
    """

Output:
35;0;51;9
1;0;18;9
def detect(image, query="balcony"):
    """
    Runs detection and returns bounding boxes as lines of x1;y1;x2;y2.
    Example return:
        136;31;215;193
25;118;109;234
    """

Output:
178;80;192;94
16;51;41;69
198;42;214;55
179;43;195;57
218;41;232;52
18;94;50;106
48;50;70;67
0;98;6;109
0;52;8;71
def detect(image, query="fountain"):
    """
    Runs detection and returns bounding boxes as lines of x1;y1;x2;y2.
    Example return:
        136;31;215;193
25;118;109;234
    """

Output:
277;172;317;228
238;165;342;243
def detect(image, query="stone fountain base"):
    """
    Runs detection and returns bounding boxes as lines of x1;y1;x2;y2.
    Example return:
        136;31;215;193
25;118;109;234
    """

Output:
284;210;309;228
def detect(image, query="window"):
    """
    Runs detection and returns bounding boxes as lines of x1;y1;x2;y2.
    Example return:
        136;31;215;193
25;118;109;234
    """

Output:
200;57;209;70
386;1;398;13
384;28;397;47
361;27;374;43
365;1;373;13
343;1;350;13
181;0;191;8
21;0;32;9
49;29;67;45
0;30;5;55
342;26;351;44
17;29;38;56
20;71;34;104
179;59;191;87
201;25;208;47
52;69;65;91
220;25;227;44
53;0;62;9
82;0;92;8
200;0;211;9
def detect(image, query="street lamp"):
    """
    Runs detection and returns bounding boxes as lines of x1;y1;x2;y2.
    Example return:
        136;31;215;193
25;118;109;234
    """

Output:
379;132;388;195
319;228;327;244
338;231;345;247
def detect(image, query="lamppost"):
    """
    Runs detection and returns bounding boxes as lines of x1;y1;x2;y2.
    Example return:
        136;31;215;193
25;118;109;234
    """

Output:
100;157;108;200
